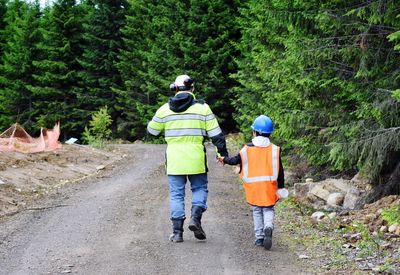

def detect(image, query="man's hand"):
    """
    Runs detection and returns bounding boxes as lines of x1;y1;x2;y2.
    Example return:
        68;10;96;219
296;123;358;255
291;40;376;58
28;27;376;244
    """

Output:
216;156;225;166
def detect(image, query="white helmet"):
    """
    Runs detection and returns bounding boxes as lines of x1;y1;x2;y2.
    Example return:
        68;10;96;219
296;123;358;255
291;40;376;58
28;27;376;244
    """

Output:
170;75;194;92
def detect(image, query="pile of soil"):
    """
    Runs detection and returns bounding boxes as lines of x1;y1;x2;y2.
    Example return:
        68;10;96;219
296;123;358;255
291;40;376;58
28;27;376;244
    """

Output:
0;144;126;218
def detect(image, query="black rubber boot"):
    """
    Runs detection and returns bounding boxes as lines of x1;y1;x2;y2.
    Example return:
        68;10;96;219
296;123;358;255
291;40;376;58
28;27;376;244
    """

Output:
263;227;273;250
169;218;184;243
188;206;206;240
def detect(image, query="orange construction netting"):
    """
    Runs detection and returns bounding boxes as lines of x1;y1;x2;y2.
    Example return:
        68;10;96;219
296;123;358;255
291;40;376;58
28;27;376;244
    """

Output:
0;122;62;153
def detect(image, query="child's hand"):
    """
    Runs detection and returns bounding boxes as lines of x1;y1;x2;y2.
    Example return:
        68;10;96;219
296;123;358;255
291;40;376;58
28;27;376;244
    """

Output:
216;156;225;166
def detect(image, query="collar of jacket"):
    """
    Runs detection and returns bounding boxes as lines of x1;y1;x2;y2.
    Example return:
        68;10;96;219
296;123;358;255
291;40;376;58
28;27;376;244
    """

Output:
251;136;271;147
176;91;196;98
168;92;196;113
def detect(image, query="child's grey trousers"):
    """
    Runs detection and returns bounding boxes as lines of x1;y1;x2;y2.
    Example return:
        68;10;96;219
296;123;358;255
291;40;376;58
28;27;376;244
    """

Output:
252;205;274;239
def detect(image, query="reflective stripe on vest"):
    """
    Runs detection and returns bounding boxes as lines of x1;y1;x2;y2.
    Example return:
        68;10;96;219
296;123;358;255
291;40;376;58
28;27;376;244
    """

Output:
165;128;207;137
240;144;279;183
207;126;222;137
147;126;161;136
153;113;216;124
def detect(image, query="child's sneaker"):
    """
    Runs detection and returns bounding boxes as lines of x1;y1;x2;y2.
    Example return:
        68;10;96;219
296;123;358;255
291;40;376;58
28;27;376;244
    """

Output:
263;227;273;250
254;238;264;246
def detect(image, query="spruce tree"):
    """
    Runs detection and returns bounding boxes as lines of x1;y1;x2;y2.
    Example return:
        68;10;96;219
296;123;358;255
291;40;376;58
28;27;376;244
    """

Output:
117;0;241;140
29;0;85;139
0;0;8;58
117;0;168;139
78;0;128;137
234;0;400;184
0;0;41;131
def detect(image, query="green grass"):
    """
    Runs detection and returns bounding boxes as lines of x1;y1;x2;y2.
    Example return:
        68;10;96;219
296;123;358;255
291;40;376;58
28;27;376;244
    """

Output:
381;204;400;225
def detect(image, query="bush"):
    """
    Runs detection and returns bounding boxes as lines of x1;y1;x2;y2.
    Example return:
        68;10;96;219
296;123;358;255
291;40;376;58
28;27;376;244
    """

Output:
82;106;112;148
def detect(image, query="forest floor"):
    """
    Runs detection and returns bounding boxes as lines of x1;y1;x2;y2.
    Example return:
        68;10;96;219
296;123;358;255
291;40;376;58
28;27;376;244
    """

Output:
0;143;399;274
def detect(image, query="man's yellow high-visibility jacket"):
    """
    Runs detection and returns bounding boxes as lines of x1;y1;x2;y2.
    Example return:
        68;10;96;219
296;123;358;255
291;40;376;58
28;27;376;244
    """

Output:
147;92;227;175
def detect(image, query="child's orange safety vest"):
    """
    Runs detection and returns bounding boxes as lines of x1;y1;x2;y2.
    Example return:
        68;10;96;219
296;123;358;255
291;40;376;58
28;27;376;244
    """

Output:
239;144;280;207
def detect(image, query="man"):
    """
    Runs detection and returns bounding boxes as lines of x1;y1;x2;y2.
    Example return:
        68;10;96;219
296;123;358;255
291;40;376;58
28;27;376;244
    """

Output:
147;74;228;242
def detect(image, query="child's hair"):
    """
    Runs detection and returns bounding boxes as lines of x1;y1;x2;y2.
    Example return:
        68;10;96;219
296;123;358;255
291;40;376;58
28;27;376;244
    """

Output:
254;131;270;137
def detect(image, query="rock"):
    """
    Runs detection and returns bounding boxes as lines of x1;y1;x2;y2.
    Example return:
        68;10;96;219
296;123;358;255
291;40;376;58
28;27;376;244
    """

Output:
294;182;315;197
309;185;330;201
298;254;309;259
331;180;352;193
350;172;371;186
343;243;356;249
343;232;361;241
388;224;398;233
328;212;337;219
284;171;298;185
326;192;345;207
305;178;313;183
338;209;350;216
96;165;105;171
379;226;388;233
311;211;325;221
350;233;362;241
363;213;376;224
0;179;5;185
342;188;361;210
380;241;391;249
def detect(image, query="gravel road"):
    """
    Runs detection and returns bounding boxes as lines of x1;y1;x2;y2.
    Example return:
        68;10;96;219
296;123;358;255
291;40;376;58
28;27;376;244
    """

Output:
0;144;309;275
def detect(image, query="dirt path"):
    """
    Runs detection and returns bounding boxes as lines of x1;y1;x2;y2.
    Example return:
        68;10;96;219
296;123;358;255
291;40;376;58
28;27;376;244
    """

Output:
0;144;309;274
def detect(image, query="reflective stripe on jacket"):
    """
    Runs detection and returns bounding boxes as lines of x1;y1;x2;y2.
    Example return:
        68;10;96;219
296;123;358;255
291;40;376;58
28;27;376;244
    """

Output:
147;101;222;175
239;144;280;206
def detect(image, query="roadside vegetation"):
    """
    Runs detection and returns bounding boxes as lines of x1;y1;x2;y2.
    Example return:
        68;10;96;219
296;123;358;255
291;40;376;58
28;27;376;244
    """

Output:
275;196;400;274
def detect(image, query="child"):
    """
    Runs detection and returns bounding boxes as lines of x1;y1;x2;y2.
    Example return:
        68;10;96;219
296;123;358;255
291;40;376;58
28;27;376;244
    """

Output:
218;115;285;250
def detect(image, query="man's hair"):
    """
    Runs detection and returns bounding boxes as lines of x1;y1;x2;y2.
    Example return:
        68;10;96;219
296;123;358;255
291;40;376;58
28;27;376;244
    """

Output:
254;131;270;137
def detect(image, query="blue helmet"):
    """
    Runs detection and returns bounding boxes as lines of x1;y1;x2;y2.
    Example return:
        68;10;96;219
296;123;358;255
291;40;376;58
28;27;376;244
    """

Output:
251;115;274;134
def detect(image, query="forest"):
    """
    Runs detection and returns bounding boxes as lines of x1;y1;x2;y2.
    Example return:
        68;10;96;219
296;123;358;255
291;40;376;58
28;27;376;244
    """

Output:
0;0;399;195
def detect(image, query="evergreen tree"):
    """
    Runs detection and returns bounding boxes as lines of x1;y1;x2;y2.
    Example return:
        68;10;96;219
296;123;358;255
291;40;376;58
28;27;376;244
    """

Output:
117;0;241;139
0;0;41;131
182;0;240;131
233;0;400;184
29;0;86;139
117;0;153;139
78;0;128;136
0;0;8;58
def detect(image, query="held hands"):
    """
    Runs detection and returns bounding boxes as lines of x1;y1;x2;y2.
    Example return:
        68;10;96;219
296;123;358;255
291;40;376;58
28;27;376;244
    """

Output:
216;156;225;166
216;157;240;174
